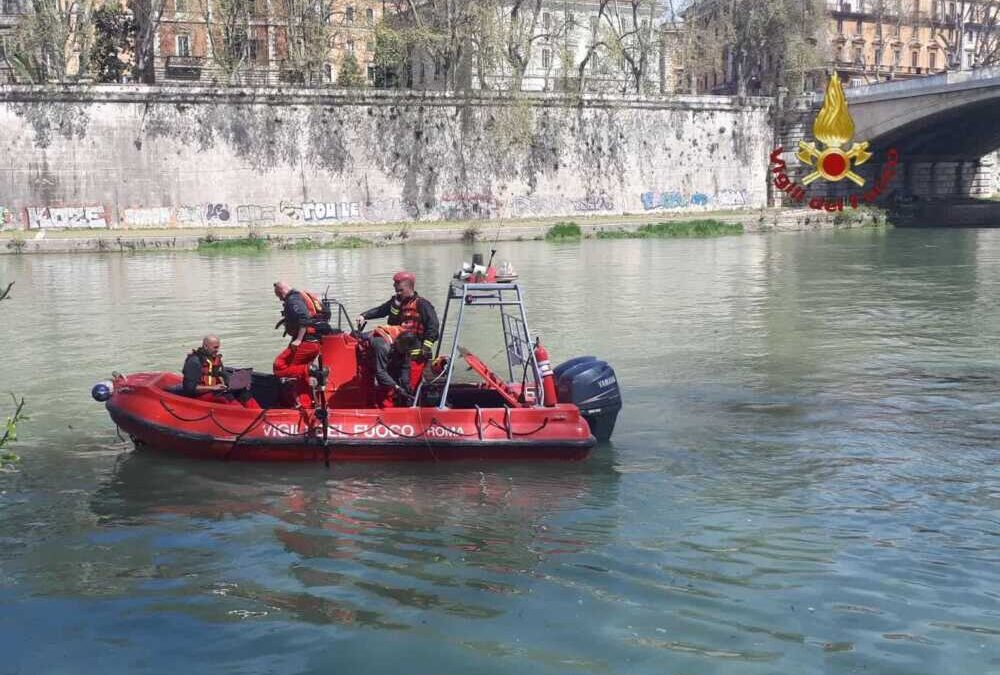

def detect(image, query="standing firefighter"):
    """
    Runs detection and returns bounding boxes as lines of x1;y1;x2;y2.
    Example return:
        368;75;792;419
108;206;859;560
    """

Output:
272;281;333;406
356;270;440;392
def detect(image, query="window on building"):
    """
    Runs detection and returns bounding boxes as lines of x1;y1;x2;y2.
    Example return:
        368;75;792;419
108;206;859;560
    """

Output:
542;48;551;69
347;39;355;54
948;2;956;20
543;12;550;30
176;34;191;57
346;6;354;23
366;40;374;53
893;48;901;66
366;7;373;23
248;38;265;64
893;22;900;37
855;18;862;35
911;51;919;68
324;63;333;81
175;0;187;12
590;15;598;37
837;19;844;34
874;48;882;67
929;51;937;69
566;11;574;27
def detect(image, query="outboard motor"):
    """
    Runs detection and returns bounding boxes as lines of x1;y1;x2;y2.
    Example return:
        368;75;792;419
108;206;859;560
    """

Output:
554;357;622;442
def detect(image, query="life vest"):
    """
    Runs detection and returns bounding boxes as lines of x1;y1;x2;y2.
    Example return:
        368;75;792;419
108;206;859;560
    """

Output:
283;289;330;337
373;325;406;344
398;295;424;336
193;349;224;386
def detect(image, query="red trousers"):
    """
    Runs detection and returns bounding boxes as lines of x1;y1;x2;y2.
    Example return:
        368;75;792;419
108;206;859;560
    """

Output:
377;361;426;409
273;341;321;407
197;392;261;409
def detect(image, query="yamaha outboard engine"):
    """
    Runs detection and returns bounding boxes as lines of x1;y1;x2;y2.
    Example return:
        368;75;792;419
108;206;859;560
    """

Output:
554;357;622;442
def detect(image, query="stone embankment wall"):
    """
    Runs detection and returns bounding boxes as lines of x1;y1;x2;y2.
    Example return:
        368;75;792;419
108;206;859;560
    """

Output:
0;86;772;232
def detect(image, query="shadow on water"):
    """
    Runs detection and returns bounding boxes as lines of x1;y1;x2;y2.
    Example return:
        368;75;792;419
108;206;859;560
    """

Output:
81;447;622;629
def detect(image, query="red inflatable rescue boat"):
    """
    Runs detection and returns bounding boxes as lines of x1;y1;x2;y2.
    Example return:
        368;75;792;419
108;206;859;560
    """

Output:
94;265;622;462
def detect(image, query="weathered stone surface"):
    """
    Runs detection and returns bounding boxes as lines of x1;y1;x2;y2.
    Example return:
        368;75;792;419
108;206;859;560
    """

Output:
0;85;771;230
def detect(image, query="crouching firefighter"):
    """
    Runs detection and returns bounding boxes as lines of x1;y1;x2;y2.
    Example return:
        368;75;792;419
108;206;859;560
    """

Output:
356;270;440;392
272;281;334;407
367;326;421;408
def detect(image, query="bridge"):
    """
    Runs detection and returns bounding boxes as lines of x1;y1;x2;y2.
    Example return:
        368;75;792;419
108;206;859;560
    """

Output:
782;65;1000;212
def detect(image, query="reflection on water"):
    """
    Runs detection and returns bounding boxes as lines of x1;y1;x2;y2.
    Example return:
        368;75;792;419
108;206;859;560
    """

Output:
1;230;1000;674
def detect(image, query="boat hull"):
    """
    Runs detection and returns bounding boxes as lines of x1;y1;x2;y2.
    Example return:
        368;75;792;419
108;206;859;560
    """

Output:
106;373;595;462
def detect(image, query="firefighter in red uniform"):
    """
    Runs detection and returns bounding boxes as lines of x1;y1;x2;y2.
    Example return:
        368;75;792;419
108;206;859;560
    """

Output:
182;335;260;408
356;271;440;400
272;280;333;406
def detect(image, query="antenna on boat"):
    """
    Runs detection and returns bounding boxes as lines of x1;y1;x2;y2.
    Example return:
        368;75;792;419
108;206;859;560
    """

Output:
487;214;505;269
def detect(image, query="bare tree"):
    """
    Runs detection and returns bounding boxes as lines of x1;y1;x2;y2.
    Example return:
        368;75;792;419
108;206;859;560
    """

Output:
200;0;253;82
279;0;338;84
130;0;166;83
931;1;1000;68
679;0;827;95
7;0;97;82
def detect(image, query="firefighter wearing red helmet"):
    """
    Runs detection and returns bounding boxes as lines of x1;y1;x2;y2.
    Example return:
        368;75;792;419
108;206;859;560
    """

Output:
357;270;440;397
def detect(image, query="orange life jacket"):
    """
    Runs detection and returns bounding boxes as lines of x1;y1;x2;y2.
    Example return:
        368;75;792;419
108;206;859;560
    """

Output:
398;295;424;336
282;289;329;337
193;350;224;386
373;325;406;344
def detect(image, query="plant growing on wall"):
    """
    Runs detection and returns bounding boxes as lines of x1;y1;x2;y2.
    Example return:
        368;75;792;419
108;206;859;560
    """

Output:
90;4;136;82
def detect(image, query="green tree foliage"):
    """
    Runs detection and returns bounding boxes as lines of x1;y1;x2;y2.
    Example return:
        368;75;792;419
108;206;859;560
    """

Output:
5;0;96;83
90;4;136;82
678;0;828;95
337;51;365;87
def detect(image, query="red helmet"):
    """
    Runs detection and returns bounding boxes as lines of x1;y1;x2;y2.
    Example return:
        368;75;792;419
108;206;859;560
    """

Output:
392;271;416;284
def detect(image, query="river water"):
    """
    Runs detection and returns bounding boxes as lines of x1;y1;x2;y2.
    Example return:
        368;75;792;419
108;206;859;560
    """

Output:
0;229;998;674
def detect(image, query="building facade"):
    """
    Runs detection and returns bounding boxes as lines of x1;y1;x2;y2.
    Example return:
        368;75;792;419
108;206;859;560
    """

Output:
679;0;998;94
829;0;998;87
153;0;383;85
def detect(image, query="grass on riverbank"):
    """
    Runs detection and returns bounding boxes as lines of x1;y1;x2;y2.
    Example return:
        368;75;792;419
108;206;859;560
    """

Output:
197;234;373;252
197;234;270;252
544;222;583;241
278;236;370;250
596;220;743;239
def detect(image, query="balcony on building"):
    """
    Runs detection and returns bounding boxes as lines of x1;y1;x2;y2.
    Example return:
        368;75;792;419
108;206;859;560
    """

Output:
165;56;206;80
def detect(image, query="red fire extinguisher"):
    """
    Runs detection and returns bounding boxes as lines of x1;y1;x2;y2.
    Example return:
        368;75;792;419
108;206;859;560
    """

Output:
534;337;558;407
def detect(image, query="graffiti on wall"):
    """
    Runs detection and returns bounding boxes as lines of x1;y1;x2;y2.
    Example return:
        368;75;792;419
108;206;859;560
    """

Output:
641;189;748;210
0;207;16;230
301;201;362;222
434;193;500;220
237;204;276;225
510;194;618;217
26;205;107;229
123;207;172;228
4;188;752;232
